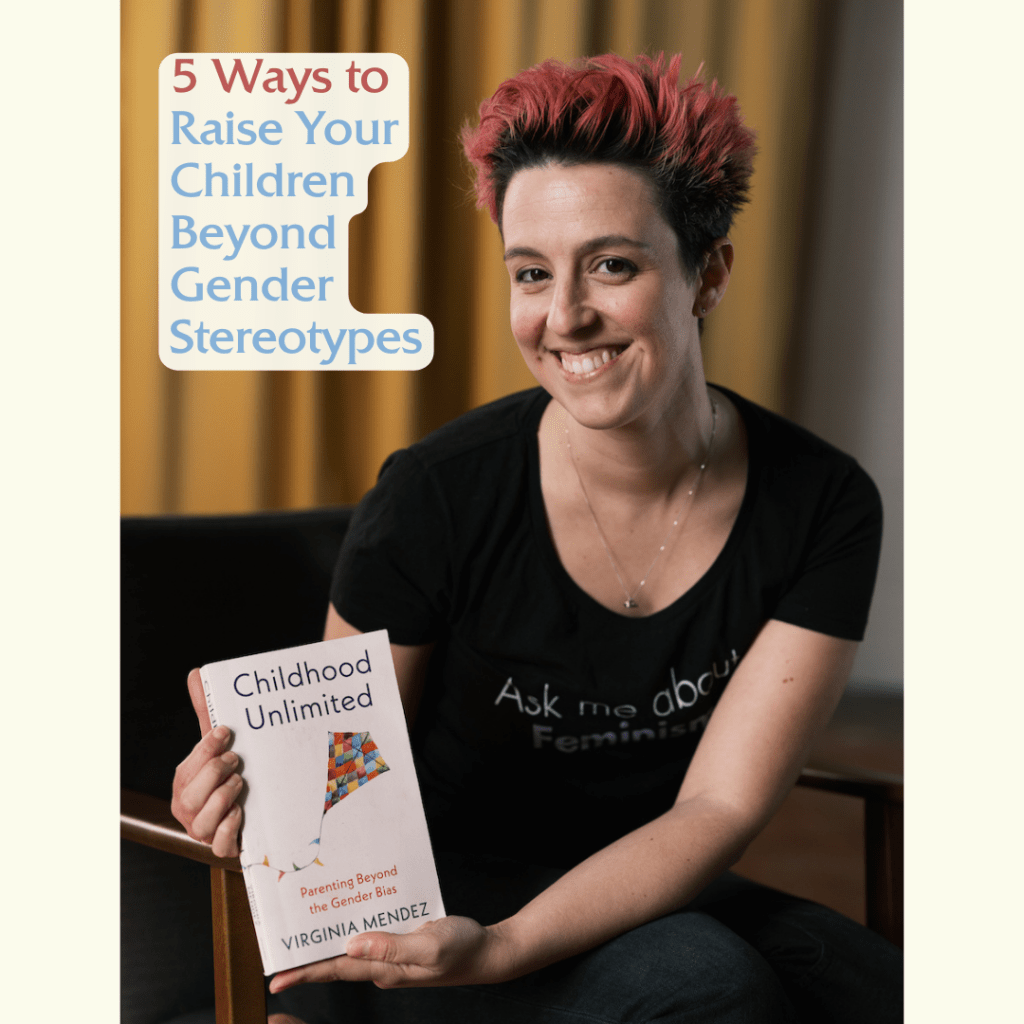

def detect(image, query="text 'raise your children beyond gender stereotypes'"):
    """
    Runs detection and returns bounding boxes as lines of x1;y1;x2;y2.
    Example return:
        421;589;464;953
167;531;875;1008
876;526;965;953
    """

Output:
158;54;433;371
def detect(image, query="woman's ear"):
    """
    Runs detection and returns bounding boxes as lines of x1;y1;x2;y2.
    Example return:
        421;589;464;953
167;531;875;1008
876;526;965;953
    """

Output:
694;238;734;317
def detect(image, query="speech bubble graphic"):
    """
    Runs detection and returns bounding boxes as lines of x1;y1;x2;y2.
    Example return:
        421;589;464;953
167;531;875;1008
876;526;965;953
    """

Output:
158;53;432;370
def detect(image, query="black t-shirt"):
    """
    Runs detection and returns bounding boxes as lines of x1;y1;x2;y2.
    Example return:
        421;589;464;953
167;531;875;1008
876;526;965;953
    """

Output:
331;387;882;866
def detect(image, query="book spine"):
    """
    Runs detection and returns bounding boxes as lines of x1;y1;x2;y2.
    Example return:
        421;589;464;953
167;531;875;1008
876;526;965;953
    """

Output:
199;667;219;729
243;872;273;971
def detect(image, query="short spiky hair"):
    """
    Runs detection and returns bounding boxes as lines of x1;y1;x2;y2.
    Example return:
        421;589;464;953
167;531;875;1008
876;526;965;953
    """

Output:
461;53;757;279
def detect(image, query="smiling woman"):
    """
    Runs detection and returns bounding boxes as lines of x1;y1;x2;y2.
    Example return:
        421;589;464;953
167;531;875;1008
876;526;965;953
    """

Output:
503;164;714;437
172;53;901;1024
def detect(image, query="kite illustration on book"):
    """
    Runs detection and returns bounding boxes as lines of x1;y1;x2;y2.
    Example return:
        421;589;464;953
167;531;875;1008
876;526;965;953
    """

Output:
255;730;391;880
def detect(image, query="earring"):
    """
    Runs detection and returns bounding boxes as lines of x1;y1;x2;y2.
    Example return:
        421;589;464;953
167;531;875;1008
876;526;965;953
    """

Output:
701;306;706;314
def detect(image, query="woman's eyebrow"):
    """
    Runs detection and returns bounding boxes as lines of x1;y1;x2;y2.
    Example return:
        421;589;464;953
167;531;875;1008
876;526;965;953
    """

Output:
503;245;544;261
503;235;651;262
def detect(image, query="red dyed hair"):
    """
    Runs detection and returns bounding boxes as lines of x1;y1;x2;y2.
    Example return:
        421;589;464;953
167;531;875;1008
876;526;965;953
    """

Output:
461;53;756;277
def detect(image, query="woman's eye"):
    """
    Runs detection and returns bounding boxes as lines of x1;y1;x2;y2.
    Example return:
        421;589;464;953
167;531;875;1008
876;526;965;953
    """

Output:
595;257;635;276
516;267;550;284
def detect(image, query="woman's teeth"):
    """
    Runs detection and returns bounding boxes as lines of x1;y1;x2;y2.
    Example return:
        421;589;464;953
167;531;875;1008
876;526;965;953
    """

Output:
560;348;620;376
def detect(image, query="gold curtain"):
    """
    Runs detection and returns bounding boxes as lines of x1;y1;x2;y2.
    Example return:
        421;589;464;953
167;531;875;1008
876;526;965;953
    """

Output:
122;0;830;515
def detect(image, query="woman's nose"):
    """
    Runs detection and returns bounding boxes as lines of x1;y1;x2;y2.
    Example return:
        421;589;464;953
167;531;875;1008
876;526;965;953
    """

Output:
546;280;596;336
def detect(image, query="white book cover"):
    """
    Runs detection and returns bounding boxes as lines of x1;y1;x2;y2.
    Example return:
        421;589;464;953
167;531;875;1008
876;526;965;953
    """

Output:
200;629;446;974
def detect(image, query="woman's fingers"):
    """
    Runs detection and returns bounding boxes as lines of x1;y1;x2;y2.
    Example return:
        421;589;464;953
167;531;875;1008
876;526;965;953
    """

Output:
269;932;435;993
210;803;243;858
348;923;445;971
171;714;243;843
187;768;240;842
172;745;244;849
173;722;231;795
169;670;244;851
269;918;499;994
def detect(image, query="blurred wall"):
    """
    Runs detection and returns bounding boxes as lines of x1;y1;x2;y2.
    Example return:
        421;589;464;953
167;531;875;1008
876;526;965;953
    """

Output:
790;1;903;690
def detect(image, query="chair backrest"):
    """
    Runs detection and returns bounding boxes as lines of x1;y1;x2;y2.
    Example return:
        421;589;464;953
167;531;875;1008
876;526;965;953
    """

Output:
121;507;353;799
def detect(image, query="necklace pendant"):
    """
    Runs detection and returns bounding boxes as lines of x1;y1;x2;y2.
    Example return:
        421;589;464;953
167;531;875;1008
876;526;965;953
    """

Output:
624;598;639;609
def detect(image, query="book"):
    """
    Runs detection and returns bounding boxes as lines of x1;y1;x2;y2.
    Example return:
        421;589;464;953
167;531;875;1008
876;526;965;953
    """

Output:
199;629;446;974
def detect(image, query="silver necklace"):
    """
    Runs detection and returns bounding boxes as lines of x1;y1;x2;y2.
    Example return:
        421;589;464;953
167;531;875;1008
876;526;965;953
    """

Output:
564;398;718;611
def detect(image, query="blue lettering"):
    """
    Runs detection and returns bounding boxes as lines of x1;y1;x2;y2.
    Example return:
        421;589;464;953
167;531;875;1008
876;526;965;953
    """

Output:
171;163;201;198
356;119;378;145
252;328;276;354
199;224;223;249
172;215;196;248
294;109;325;144
279;328;305;354
376;328;399;354
236;120;256;145
259;120;283;145
224;224;250;260
351;328;374;364
209;328;233;353
207;277;231;301
309;216;333;249
170;319;192;353
172;111;200;145
200;121;224;145
171;266;202;301
303;172;325;197
324;119;351;145
319;328;346;366
261;268;288;301
250;224;279;250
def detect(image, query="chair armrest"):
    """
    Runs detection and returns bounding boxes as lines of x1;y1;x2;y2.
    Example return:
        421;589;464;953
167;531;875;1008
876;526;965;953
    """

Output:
121;789;243;869
121;789;266;1024
797;764;903;948
798;763;903;804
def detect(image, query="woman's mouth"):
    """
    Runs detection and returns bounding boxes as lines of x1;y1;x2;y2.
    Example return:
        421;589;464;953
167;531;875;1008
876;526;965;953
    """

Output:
557;345;627;378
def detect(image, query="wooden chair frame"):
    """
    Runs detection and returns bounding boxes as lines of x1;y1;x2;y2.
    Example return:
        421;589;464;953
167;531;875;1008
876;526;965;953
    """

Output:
121;764;902;1024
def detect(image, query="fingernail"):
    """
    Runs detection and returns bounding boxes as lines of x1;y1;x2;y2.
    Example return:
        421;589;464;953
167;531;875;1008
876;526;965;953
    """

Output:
213;726;229;740
221;752;239;768
347;940;369;958
229;774;243;788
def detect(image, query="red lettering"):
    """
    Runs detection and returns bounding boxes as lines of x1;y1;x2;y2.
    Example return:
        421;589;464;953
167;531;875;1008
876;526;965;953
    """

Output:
173;58;196;92
285;67;312;104
312;68;331;93
211;57;264;93
360;67;388;93
263;67;287;94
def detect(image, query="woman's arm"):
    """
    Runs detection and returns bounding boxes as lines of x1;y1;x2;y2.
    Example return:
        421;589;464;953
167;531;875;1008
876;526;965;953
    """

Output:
169;607;434;854
270;618;857;992
322;604;433;726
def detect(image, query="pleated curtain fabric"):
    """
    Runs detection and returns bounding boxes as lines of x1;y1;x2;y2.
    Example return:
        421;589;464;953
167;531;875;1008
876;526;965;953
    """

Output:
121;0;829;515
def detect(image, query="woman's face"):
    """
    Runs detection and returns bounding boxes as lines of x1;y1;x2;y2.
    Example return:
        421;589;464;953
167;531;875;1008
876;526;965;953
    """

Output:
502;162;703;432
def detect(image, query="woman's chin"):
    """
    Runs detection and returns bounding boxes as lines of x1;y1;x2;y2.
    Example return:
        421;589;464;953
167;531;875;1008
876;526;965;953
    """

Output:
553;386;644;432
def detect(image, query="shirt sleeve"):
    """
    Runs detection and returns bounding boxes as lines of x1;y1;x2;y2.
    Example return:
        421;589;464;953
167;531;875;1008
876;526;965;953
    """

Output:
771;460;884;641
330;448;453;646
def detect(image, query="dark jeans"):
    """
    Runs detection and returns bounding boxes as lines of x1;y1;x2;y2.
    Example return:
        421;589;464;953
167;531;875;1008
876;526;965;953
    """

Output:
273;854;902;1024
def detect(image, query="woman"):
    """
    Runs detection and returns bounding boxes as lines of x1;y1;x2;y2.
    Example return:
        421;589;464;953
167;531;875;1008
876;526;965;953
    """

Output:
173;54;900;1023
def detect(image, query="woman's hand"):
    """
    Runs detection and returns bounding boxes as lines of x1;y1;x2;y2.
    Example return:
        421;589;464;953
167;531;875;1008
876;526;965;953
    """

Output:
269;916;516;993
169;668;244;858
